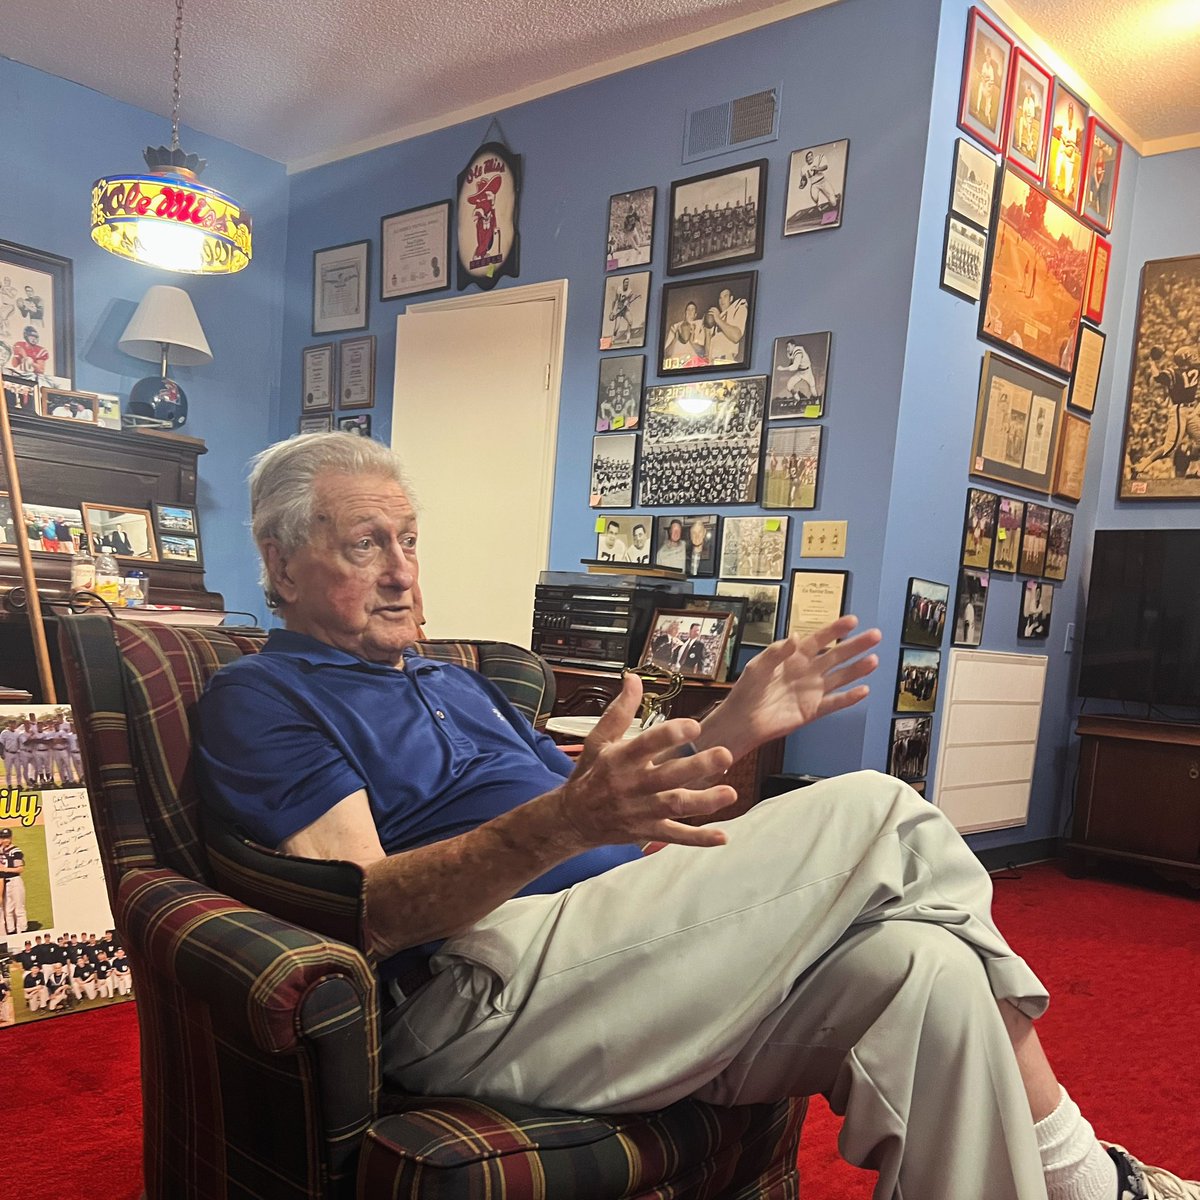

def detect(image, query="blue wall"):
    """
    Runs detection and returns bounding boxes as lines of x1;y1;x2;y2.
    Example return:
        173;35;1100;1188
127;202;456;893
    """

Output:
0;57;289;620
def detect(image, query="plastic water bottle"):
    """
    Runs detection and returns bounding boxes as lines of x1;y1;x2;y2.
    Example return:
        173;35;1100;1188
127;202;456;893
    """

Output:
94;550;121;605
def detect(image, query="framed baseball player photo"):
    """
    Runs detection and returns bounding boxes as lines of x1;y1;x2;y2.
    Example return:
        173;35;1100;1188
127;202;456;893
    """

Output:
957;7;1013;154
599;271;650;351
783;140;849;236
1078;116;1122;234
1004;49;1052;183
658;271;757;376
1045;80;1088;211
1019;503;1051;576
639;609;732;681
594;355;644;431
606;186;655;271
961;487;1000;569
666;160;766;276
768;331;831;419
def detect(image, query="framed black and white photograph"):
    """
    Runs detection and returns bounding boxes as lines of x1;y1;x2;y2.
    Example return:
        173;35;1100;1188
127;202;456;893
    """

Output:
652;513;719;576
941;216;988;303
762;425;822;509
902;577;949;648
589;433;637;507
599;271;650;351
338;334;376;409
768;332;831;419
312;240;369;335
1019;502;1050;575
889;716;931;782
1044;508;1074;581
81;503;157;561
0;239;75;382
640;609;732;680
595;514;652;564
952;567;990;646
299;413;333;434
991;496;1025;573
20;503;84;554
719;515;788;580
1019;579;1054;639
667;160;766;275
153;502;198;536
640;375;766;506
895;648;941;714
606;186;655;271
783;140;849;236
337;414;372;438
786;568;848;642
950;137;998;229
595;355;644;431
302;344;335;411
380;200;451;300
715;581;782;647
658;271;756;375
961;486;1000;568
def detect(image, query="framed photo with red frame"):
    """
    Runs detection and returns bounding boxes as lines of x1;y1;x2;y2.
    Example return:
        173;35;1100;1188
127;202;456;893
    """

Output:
1045;79;1088;210
957;7;1013;154
1079;116;1122;233
1004;49;1053;182
1083;235;1111;325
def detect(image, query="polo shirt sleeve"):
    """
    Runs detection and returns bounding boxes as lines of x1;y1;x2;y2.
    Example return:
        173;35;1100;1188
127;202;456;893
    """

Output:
196;676;367;849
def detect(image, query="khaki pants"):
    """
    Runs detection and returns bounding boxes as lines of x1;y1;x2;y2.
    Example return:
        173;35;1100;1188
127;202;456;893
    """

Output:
386;771;1051;1200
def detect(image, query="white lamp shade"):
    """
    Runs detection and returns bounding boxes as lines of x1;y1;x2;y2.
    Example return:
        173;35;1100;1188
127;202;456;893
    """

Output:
119;285;213;366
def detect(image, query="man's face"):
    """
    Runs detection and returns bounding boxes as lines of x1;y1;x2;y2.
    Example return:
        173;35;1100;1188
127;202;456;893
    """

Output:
604;523;619;547
267;472;421;666
632;525;647;549
24;286;34;297
718;289;733;310
688;624;701;639
25;329;38;344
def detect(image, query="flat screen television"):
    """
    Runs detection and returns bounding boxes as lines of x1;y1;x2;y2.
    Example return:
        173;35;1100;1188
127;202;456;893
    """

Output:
1077;528;1200;708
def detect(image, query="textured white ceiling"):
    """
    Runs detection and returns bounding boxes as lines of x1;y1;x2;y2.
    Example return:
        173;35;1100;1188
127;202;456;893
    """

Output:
2;0;1196;169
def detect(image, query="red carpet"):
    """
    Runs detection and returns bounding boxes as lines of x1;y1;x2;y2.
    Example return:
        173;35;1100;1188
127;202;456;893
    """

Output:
2;862;1197;1199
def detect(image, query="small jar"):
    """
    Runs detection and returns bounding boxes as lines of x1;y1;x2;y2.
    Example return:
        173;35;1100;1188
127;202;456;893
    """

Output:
121;570;148;608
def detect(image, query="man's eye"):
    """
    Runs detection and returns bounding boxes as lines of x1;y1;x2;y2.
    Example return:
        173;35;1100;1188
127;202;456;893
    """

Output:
354;538;374;551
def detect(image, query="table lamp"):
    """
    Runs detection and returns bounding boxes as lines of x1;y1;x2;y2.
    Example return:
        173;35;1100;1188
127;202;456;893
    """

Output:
118;285;212;429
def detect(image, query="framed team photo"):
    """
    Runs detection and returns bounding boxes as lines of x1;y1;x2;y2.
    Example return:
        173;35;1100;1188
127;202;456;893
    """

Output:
1045;80;1088;210
595;355;644;431
957;7;1013;153
652;513;719;576
1052;411;1091;502
1044;508;1074;581
715;581;782;647
1083;236;1111;325
595;514;653;564
889;716;932;782
658;271;757;375
970;352;1066;494
949;137;998;229
961;487;1000;569
1068;325;1105;414
589;433;637;508
1019;579;1054;640
312;240;369;336
640;609;732;680
941;216;988;303
1119;256;1200;499
1079;116;1122;233
1019;502;1051;576
894;648;941;715
991;496;1025;573
666;160;766;276
783;140;848;235
902;577;949;648
979;167;1092;376
762;425;822;509
599;271;650;351
952;568;990;647
1004;49;1052;182
718;515;788;580
768;331;831;419
639;375;766;506
606;186;655;271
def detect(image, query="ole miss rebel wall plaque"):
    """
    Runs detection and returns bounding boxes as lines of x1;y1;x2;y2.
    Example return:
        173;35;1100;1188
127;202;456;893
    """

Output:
456;141;521;291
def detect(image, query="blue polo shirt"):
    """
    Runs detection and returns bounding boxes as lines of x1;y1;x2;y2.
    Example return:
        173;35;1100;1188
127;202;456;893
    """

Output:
196;630;641;900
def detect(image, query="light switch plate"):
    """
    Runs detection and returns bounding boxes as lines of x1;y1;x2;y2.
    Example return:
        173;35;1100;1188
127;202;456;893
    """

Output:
800;520;848;558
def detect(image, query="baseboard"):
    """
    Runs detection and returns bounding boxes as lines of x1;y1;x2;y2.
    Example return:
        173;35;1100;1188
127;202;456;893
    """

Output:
976;838;1061;872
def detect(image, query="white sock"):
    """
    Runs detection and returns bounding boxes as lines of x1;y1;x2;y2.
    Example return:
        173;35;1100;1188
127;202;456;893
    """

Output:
1036;1086;1119;1200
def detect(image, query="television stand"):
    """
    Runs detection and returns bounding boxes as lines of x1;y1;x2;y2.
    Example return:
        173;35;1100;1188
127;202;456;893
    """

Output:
1066;716;1200;888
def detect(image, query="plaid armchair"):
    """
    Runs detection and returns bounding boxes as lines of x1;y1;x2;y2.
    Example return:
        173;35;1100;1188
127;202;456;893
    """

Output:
58;613;806;1200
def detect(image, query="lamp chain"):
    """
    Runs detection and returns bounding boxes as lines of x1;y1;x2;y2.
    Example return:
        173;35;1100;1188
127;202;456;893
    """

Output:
170;0;184;152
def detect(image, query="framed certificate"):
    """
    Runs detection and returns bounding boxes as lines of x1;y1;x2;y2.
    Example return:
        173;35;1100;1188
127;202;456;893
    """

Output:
785;568;848;642
1068;326;1105;414
301;343;334;411
381;200;451;300
338;335;376;410
312;241;369;335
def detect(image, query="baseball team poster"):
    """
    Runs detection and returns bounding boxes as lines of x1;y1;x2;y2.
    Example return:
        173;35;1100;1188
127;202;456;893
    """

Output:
1;704;132;1028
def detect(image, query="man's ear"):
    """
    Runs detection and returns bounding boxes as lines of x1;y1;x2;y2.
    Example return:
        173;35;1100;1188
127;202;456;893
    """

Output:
262;540;298;606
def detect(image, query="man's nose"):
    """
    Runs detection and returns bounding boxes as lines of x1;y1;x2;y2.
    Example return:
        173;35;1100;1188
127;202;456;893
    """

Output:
381;543;416;588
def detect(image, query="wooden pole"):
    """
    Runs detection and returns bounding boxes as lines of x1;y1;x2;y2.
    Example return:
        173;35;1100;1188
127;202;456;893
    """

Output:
0;393;58;703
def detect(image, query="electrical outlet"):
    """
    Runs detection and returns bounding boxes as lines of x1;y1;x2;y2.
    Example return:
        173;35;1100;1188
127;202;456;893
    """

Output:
1063;621;1075;653
800;520;848;558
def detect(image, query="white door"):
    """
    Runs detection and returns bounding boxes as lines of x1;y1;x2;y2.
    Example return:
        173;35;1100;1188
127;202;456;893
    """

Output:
392;281;566;646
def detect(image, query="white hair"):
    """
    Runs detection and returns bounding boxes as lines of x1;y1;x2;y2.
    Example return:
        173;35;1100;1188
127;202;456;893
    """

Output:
248;432;415;606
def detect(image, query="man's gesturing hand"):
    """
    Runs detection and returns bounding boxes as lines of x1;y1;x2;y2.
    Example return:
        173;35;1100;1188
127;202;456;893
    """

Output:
553;672;737;851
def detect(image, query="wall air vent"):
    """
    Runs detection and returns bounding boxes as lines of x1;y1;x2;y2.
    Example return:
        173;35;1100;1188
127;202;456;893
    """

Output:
683;86;781;164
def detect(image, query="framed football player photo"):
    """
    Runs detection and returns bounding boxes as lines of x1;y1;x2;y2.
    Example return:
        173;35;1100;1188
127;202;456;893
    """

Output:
658;271;756;376
666;160;767;276
957;7;1013;154
0;238;75;382
599;271;650;351
762;425;822;510
718;515;788;581
606;186;655;271
589;433;637;508
768;331;831;419
783;140;849;235
594;355;644;431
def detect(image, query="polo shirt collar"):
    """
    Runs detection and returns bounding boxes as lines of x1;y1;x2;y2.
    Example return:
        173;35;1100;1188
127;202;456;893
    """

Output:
262;628;440;674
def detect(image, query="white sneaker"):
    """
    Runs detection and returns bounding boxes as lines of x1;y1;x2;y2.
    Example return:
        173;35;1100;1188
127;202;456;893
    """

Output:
1105;1144;1200;1200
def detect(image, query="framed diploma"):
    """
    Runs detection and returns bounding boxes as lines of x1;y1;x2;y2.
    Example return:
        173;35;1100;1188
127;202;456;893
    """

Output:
785;568;848;642
381;200;452;300
301;343;334;411
338;334;376;410
312;240;369;335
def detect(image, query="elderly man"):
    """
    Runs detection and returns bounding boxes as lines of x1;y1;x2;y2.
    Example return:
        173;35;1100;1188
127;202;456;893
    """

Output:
197;433;1192;1200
